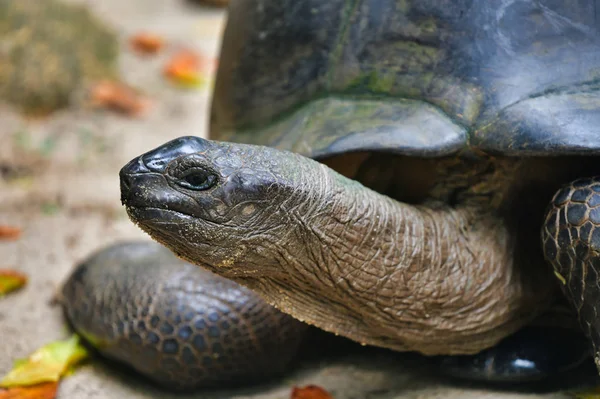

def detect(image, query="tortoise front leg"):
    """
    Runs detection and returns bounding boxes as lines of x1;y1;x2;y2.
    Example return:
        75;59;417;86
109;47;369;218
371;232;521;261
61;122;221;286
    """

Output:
542;178;600;369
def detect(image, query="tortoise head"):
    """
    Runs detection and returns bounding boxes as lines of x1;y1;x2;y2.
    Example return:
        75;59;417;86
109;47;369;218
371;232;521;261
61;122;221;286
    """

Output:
120;136;324;278
119;136;558;355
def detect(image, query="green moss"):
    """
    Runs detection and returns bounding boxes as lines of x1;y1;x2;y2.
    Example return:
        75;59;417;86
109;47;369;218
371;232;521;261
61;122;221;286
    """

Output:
41;202;61;215
367;70;396;92
417;18;438;35
227;96;468;158
325;0;360;89
460;89;483;122
587;67;600;81
397;0;410;13
0;0;118;114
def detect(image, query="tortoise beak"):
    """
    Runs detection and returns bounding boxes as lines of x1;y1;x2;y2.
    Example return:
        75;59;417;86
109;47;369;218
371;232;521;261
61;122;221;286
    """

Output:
119;169;164;208
119;135;209;206
119;165;200;222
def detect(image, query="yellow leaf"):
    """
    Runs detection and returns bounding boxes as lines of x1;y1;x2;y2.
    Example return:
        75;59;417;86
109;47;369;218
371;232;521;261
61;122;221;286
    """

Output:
574;387;600;399
0;336;89;387
171;70;206;88
163;50;210;88
0;270;27;296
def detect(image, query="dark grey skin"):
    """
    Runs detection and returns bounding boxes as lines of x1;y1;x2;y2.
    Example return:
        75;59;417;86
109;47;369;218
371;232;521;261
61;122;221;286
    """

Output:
118;136;597;382
68;0;600;389
205;0;600;381
120;137;541;357
60;241;306;390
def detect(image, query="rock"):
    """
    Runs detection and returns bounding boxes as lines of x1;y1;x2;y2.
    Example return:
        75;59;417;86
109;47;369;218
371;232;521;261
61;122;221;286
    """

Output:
0;0;118;114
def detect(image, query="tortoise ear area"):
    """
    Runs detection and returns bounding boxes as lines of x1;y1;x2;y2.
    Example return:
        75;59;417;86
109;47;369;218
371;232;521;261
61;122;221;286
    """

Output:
217;170;277;207
141;136;211;173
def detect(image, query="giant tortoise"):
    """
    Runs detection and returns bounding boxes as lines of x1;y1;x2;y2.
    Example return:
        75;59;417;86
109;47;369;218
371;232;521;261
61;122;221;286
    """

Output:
63;0;600;392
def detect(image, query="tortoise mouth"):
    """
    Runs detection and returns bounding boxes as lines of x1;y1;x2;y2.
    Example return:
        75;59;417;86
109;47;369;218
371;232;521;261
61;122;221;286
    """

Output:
126;206;194;224
120;166;206;219
127;206;279;280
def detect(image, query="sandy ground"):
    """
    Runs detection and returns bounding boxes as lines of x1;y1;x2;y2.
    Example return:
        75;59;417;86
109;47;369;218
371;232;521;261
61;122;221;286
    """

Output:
0;0;594;398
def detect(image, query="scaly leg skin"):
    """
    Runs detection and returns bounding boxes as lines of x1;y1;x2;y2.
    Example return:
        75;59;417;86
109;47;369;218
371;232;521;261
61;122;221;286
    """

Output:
59;241;307;391
542;177;600;371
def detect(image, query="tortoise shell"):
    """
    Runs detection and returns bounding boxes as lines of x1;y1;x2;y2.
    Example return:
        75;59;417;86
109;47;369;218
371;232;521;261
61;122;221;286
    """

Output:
210;0;600;159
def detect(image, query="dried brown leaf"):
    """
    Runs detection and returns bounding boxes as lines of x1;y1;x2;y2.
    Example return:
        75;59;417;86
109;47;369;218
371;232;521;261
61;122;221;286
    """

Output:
291;385;334;399
0;226;21;241
130;33;164;55
90;80;149;116
0;382;58;399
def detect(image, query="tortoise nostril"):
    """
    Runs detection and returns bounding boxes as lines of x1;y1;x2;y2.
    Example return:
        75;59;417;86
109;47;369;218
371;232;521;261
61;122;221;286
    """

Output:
121;156;150;175
145;158;167;171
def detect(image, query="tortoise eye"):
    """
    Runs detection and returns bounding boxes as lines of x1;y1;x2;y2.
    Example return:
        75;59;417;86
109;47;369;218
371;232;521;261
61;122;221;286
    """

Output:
178;168;218;191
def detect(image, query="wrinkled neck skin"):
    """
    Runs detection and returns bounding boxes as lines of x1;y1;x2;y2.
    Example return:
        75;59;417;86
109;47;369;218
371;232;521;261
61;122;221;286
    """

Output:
139;149;553;356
